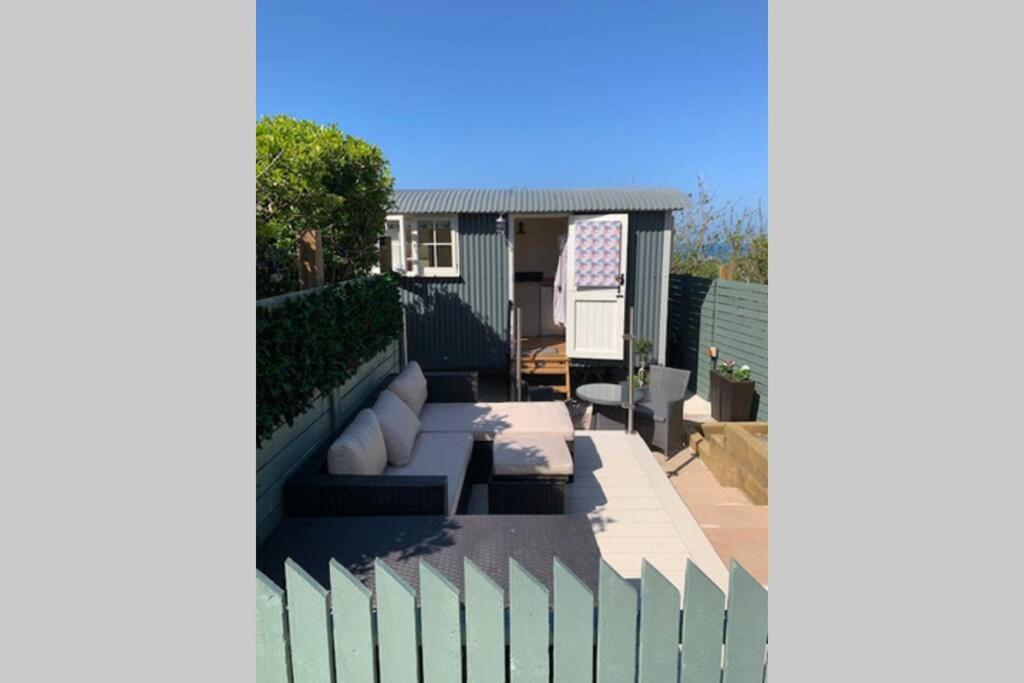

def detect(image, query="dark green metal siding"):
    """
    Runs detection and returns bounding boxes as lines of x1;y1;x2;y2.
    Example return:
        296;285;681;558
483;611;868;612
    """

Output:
400;211;671;371
400;213;510;371
627;211;669;365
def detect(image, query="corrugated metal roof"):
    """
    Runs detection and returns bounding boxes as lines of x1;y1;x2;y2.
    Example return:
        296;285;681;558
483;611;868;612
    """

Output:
392;187;688;214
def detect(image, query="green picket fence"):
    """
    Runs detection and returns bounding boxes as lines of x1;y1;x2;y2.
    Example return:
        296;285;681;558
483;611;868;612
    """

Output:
257;556;767;683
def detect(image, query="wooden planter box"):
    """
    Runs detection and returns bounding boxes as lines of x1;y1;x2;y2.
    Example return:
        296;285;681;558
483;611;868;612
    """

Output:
709;370;756;421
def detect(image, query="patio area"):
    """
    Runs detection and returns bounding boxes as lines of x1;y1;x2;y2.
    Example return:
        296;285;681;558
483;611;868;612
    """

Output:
464;429;729;595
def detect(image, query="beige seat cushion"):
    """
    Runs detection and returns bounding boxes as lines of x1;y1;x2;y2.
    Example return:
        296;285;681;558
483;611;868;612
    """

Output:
326;409;388;475
492;434;574;477
388;361;428;416
418;402;574;442
372;389;421;467
382;432;474;514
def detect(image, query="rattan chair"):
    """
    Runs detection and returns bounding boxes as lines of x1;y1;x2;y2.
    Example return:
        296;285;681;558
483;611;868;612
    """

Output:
634;365;691;454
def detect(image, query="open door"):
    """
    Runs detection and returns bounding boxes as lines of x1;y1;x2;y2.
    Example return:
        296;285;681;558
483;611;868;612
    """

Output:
565;213;629;360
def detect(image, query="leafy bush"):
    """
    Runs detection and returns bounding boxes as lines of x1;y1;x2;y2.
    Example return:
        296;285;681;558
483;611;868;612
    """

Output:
257;275;402;446
672;175;767;284
257;115;395;297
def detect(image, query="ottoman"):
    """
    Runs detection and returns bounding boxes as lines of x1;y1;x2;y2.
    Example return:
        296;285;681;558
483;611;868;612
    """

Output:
488;434;574;514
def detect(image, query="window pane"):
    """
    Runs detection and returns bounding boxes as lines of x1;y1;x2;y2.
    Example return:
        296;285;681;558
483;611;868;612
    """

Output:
419;225;435;243
385;220;400;235
404;225;414;261
418;244;432;267
435;245;453;267
434;226;452;243
390;240;403;271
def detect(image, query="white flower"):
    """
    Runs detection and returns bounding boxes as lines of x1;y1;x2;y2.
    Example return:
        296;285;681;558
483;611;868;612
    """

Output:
741;365;750;371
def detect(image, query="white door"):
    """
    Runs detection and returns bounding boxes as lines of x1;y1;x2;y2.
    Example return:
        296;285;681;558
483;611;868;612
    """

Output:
565;213;629;360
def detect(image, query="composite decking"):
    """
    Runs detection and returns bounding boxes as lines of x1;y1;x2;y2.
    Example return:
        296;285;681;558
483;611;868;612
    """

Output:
469;429;728;599
568;430;728;597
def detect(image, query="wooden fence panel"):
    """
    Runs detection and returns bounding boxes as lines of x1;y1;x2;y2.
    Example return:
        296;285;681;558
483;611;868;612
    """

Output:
465;558;506;683
722;561;769;683
284;559;333;683
420;561;463;683
679;561;726;683
668;276;767;420
257;557;767;683
256;570;291;683
595;560;638;683
375;560;419;683
509;559;550;683
637;561;681;683
553;559;594;683
330;560;376;683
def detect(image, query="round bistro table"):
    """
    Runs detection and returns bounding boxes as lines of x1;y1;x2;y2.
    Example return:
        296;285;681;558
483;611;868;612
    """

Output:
576;382;647;430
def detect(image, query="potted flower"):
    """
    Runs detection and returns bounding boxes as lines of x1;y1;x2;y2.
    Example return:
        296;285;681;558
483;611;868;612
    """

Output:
708;356;756;421
622;336;654;401
633;336;654;387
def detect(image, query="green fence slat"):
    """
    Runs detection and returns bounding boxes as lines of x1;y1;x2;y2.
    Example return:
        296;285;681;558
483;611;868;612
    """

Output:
509;559;550;683
596;559;638;683
553;558;594;683
284;559;333;683
637;560;680;683
722;561;768;683
375;559;419;683
257;571;291;683
465;558;506;683
420;560;463;683
329;560;375;683
680;560;726;683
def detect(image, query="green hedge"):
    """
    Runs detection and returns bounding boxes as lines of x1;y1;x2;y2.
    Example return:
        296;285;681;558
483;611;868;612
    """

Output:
257;275;402;446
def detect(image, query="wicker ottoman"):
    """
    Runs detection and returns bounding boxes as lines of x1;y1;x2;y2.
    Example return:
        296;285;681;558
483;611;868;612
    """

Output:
488;434;574;514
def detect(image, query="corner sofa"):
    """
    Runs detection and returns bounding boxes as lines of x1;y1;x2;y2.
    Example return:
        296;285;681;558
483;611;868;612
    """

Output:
284;363;574;518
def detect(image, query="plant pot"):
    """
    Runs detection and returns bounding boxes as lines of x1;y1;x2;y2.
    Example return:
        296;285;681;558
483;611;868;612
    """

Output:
709;371;756;421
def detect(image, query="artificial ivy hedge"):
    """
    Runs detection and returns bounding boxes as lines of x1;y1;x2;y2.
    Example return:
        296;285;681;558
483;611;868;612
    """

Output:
257;274;402;446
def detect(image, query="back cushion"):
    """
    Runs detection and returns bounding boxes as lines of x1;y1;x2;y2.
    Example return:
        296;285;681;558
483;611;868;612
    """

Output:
326;409;387;475
372;389;421;467
388;361;428;415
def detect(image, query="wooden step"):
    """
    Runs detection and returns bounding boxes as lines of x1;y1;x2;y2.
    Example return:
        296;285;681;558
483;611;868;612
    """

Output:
521;359;569;369
522;367;568;376
520;358;569;368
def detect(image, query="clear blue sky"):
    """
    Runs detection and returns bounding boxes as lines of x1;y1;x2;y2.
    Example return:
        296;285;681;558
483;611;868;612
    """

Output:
257;1;766;210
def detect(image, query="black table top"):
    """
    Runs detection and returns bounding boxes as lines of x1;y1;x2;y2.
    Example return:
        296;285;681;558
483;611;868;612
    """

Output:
257;514;601;604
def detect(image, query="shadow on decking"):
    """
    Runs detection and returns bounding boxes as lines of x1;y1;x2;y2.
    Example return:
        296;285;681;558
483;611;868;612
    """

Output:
565;435;613;531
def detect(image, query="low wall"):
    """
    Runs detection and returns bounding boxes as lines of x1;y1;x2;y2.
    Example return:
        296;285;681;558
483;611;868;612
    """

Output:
256;342;400;543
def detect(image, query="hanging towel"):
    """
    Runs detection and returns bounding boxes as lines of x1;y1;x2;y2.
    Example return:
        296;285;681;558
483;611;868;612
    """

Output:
553;234;567;327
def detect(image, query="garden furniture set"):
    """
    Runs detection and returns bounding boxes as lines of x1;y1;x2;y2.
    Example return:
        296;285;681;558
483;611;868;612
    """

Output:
576;364;691;453
284;361;576;517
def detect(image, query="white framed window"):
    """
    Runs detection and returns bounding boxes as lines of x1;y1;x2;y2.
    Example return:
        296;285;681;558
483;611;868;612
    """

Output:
376;214;460;277
405;215;461;277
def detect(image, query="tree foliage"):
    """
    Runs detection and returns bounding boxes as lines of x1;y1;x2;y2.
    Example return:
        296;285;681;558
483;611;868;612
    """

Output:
672;175;768;284
256;115;394;297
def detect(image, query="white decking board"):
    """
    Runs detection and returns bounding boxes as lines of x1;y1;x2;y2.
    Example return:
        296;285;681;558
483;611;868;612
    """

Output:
567;431;729;597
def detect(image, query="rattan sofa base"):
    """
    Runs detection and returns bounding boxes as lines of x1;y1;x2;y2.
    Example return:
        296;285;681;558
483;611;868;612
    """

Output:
488;475;568;514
